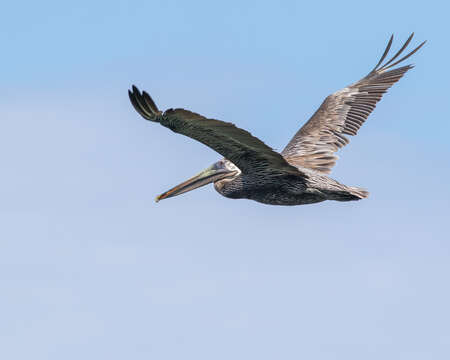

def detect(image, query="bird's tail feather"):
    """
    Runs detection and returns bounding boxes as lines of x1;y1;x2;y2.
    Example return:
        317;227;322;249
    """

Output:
347;186;369;200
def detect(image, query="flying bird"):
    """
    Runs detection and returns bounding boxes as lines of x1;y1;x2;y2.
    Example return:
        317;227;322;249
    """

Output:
128;33;425;206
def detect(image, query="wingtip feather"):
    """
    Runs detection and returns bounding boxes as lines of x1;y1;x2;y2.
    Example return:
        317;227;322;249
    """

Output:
128;85;159;121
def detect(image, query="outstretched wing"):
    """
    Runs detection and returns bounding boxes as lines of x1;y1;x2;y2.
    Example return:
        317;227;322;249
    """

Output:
282;33;426;174
129;86;299;175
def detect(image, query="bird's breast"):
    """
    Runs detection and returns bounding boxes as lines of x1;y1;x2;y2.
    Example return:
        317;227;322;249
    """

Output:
214;174;314;205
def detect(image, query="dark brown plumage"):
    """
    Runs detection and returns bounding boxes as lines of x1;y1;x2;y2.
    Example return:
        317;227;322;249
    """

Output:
128;34;425;205
129;86;298;176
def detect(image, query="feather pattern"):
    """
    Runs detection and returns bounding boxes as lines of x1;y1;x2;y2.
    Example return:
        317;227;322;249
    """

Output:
128;86;300;175
282;33;426;174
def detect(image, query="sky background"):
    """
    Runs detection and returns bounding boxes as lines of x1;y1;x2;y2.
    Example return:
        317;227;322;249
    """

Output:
1;1;449;359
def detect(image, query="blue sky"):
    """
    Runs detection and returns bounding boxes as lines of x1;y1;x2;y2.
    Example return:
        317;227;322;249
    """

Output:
1;1;449;359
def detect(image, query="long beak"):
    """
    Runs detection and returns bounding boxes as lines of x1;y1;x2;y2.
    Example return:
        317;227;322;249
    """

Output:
155;164;237;202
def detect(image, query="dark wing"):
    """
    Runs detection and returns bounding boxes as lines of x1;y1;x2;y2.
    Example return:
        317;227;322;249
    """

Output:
282;33;426;174
128;86;299;175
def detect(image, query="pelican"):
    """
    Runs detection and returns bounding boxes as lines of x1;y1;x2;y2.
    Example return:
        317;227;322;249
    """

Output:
128;34;425;206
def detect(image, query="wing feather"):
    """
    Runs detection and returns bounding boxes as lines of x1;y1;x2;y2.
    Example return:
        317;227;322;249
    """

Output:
129;87;299;175
282;33;425;174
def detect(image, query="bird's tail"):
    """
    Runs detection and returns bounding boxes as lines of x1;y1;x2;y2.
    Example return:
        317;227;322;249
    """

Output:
306;174;369;201
347;186;369;200
319;185;369;202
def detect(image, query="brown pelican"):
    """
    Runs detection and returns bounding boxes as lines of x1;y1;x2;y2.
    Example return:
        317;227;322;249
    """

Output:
128;34;425;206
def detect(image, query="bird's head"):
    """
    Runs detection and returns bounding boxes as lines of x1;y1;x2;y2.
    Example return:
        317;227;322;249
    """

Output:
155;159;240;202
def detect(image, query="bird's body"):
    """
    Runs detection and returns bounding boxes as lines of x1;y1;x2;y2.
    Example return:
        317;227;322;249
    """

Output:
128;34;425;206
214;162;366;205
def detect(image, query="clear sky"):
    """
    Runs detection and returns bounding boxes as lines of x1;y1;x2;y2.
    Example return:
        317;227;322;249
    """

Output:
1;1;449;359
